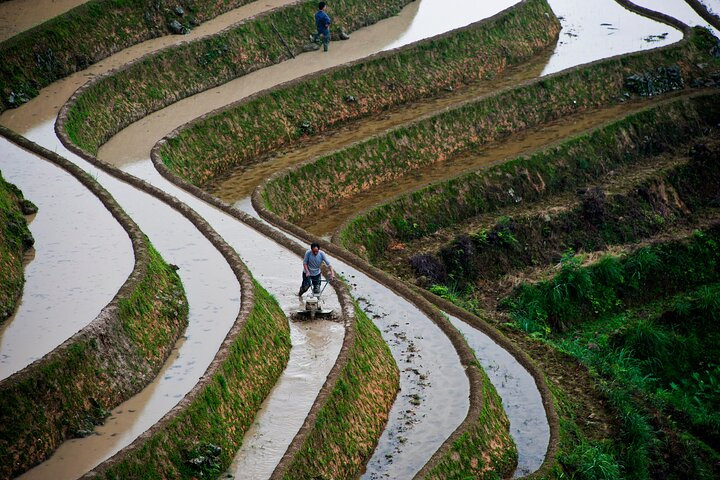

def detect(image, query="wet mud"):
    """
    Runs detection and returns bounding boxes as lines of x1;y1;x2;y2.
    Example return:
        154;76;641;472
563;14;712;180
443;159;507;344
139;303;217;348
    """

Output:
14;122;242;479
228;321;344;479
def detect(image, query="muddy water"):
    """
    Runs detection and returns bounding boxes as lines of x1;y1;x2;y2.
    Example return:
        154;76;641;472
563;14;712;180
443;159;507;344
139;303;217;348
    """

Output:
228;322;343;478
633;0;720;37
16;120;242;480
92;2;531;476
446;314;549;478
0;0;693;478
106;161;346;480
100;0;684;476
299;101;662;237
0;0;89;41
97;1;423;167
381;0;520;51
541;0;684;75
0;137;131;380
355;291;467;479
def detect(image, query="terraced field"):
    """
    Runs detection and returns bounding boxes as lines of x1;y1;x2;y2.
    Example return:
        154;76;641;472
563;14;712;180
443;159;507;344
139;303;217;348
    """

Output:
1;0;719;479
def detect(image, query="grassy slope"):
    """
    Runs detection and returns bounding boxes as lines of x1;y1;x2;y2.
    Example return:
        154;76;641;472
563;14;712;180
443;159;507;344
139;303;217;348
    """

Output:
337;85;720;263
502;227;720;478
0;172;34;322
0;244;187;479
407;113;720;289
260;29;717;234
280;305;399;479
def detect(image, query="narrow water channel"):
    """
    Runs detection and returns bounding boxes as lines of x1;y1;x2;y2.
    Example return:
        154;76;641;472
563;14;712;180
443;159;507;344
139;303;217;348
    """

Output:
446;314;549;477
0;136;132;380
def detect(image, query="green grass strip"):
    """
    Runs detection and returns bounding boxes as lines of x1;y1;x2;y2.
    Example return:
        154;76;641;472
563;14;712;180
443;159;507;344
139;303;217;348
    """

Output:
158;0;561;186
336;86;720;263
426;129;720;286
259;30;717;249
503;225;720;333
0;172;34;322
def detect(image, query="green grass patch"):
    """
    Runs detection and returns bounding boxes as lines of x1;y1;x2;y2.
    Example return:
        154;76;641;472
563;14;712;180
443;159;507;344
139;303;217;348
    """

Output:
0;172;34;322
501;226;720;478
421;359;517;479
0;0;262;112
418;142;720;290
95;281;290;478
338;89;720;263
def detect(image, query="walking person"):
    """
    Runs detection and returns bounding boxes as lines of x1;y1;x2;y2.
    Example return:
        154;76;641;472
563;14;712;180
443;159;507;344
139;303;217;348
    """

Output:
313;2;332;52
299;242;335;296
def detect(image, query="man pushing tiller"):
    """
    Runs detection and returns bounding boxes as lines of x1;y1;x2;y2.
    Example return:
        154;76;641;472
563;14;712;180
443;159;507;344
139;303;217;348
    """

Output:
299;242;335;296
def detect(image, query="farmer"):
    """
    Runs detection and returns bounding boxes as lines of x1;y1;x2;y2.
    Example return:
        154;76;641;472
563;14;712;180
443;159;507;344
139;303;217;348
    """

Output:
299;242;335;296
312;2;332;52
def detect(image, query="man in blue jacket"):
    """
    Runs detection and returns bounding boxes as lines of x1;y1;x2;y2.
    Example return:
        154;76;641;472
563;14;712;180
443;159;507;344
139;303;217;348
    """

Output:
299;242;335;296
313;2;332;52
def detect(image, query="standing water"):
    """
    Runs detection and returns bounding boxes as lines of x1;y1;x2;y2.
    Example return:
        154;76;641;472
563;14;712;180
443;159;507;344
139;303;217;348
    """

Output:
0;136;132;380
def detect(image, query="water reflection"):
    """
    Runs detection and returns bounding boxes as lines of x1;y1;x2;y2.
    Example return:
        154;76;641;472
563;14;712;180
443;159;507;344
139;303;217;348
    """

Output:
633;0;719;37
0;137;132;380
542;0;684;75
382;0;520;51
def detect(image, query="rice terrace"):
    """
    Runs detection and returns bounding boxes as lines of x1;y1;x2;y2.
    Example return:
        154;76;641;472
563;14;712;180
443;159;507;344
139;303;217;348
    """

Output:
0;0;719;478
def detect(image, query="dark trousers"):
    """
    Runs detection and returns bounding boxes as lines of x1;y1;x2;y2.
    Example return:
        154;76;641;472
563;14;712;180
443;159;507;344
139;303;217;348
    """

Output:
313;28;330;51
300;272;321;295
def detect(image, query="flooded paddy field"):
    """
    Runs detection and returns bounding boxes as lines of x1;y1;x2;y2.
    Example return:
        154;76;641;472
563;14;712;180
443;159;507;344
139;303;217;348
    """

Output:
1;0;719;478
